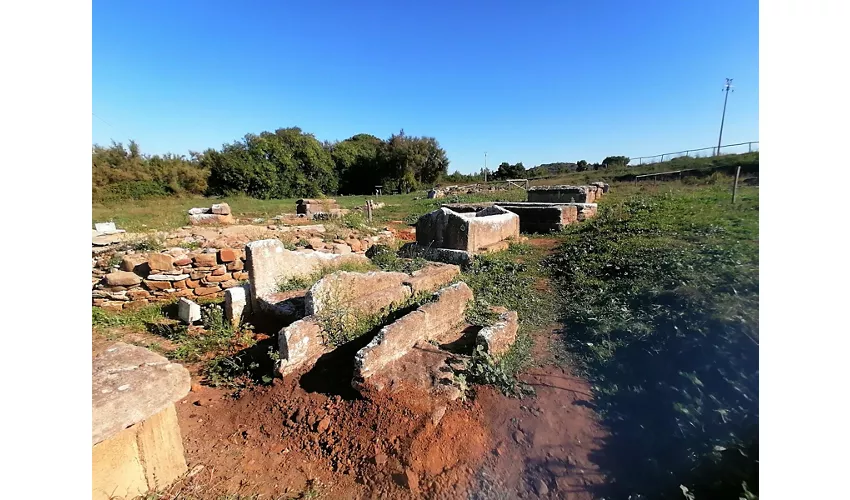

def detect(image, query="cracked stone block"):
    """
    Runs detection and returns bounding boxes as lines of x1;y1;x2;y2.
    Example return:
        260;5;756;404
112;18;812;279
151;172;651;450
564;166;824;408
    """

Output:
476;310;519;356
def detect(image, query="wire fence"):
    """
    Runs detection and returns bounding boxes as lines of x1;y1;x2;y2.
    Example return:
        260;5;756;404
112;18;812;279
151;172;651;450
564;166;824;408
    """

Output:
629;141;759;166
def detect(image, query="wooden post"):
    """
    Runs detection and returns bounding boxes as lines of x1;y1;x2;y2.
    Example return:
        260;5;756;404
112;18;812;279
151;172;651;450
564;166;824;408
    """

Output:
732;166;741;204
366;200;373;222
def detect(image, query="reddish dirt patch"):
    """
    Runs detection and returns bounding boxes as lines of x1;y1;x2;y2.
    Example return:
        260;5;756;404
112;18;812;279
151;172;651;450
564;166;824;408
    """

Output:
162;325;607;499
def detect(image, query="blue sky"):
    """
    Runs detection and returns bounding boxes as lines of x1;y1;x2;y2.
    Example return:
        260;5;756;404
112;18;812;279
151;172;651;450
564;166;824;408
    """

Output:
93;1;759;174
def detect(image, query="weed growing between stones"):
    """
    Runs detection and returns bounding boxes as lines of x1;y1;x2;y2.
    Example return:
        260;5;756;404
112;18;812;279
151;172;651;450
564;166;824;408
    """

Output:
464;299;500;327
463;345;534;398
368;244;428;273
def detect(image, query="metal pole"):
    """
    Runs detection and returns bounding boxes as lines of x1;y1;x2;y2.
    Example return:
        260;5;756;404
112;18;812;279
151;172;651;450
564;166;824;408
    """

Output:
732;166;741;204
484;152;487;183
717;78;733;156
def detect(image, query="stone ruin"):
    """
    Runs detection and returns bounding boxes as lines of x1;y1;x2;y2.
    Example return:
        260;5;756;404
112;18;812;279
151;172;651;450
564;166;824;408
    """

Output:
526;182;609;204
187;202;235;225
92;343;190;499
242;237;519;405
296;198;349;220
410;205;520;264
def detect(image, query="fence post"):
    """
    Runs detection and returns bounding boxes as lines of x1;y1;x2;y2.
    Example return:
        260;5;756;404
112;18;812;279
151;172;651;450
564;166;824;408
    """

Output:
748;142;752;153
366;200;373;222
732;166;741;204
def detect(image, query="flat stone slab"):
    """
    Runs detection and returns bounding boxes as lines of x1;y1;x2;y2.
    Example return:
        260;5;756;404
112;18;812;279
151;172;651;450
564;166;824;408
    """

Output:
92;343;191;446
146;274;190;281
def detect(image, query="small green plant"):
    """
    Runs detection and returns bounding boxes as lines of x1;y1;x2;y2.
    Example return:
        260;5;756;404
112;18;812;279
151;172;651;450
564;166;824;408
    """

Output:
276;261;377;292
465;299;500;327
465;345;534;398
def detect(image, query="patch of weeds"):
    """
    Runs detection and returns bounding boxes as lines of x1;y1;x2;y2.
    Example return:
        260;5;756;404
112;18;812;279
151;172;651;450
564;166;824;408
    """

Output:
130;235;165;251
296;479;324;499
370;244;427;273
465;299;500;327
182;240;202;250
92;303;170;330
465;345;534;398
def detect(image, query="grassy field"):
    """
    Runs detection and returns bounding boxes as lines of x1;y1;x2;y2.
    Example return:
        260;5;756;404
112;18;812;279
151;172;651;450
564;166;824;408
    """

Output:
547;178;759;498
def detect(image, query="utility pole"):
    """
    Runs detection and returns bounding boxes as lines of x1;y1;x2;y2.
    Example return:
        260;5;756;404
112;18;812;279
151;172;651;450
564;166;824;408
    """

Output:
484;152;488;183
716;78;734;156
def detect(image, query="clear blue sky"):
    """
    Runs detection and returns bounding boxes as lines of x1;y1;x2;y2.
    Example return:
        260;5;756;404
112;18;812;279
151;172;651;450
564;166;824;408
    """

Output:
93;0;759;174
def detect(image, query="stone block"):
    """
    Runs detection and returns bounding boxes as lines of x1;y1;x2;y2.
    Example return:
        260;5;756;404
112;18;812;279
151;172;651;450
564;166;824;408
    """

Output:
278;317;326;377
105;271;142;287
305;271;410;316
193;253;217;267
224;284;251;327
92;343;190;446
211;265;227;276
353;282;473;386
95;222;117;233
147;253;174;272
476;310;519;356
121;255;149;273
211;202;231;215
177;298;201;324
527;185;591;203
218;248;238;262
403;263;461;295
226;259;244;271
194;286;221;296
189;213;235;225
203;273;232;283
147;274;190;281
187;207;211;215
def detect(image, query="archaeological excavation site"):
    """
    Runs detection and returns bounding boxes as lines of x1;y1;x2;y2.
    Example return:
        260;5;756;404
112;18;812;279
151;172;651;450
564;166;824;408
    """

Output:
91;171;759;500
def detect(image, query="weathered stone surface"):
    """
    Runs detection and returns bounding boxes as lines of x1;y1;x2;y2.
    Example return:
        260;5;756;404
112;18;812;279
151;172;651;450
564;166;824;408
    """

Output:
527;185;591;203
102;301;125;312
347;239;362;252
354;282;473;387
194;286;221;296
246;239;369;315
305;271;410;316
147;274;190;281
218;248;238;262
278;317;326;377
477;310;519;356
173;257;192;266
177;298;201;324
211;202;231;215
226;259;244;271
479;240;511;253
173;279;188;289
189;213;235;225
203;273;232;283
193;253;217;266
92;343;190;445
220;279;240;289
188;207;211;215
127;289;151;300
95;222;117;233
403;263;461;295
233;271;249;281
121;255;149;273
307;238;325;250
416;205;519;254
211;266;227;276
355;341;462;402
495;202;579;233
105;271;142;287
399;243;472;267
185;279;202;289
148;253;174;272
331;243;352;254
225;284;251;327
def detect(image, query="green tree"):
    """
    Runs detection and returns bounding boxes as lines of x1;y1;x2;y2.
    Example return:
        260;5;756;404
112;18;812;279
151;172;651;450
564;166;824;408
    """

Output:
602;155;630;168
494;161;526;180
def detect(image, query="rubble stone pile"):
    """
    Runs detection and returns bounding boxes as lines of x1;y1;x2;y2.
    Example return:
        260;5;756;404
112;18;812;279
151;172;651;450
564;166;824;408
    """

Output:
187;203;235;225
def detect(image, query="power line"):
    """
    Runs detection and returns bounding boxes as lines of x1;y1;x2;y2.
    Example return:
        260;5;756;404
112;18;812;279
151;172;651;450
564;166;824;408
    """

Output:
92;112;115;129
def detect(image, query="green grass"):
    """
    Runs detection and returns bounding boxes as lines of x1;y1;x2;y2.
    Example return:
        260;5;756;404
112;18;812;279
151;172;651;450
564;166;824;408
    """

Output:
545;178;759;499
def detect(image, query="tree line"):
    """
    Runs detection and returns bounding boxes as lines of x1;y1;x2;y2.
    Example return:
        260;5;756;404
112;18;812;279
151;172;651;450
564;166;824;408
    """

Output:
92;127;449;201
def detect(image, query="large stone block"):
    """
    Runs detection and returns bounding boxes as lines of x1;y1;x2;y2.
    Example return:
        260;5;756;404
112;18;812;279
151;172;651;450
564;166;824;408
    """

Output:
92;343;190;446
353;282;473;385
147;253;174;272
104;271;142;287
476;310;519;356
245;239;369;315
211;202;231;215
189;213;235;225
278;317;326;377
403;263;461;295
92;404;187;500
305;271;410;316
497;203;579;233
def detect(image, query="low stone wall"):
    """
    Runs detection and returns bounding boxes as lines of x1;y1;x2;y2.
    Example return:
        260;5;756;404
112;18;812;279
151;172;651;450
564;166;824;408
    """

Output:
92;343;190;499
92;247;250;311
415;205;519;254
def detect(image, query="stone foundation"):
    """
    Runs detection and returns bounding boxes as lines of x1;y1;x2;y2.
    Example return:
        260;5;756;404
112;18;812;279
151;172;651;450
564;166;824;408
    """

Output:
415;205;519;254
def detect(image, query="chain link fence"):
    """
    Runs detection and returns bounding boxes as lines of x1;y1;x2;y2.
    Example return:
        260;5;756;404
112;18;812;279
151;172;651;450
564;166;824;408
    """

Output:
629;141;759;166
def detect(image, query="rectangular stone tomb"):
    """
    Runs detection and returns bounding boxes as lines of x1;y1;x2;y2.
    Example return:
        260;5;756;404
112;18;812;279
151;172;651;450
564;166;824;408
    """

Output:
415;205;519;255
440;202;598;233
527;184;604;204
92;343;191;500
